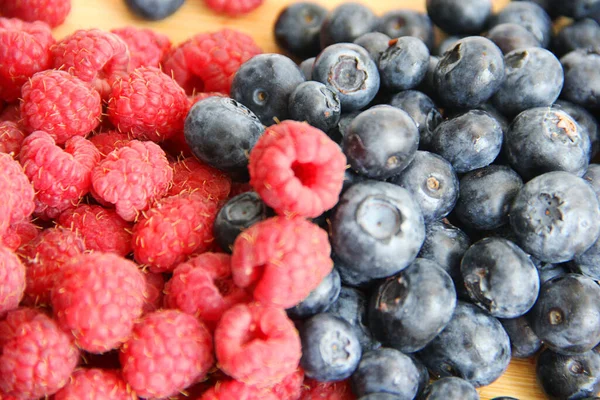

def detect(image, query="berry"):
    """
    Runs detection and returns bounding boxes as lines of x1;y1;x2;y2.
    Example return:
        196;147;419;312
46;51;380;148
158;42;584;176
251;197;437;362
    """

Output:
51;252;146;353
420;377;480;400
426;0;492;34
560;48;600;111
299;57;315;80
89;130;132;157
500;316;542;359
231;216;333;308
249;120;346;218
300;378;356;400
20;69;102;145
111;26;172;69
377;10;434;49
287;268;341;320
200;380;278;400
0;103;20;123
537;347;600;399
0;218;39;251
486;23;541;54
121;309;214;398
0;245;25;317
0;152;35;234
288;81;341;133
269;368;305;400
168;156;231;200
204;0;264;16
53;369;132;400
215;302;301;387
0;121;25;157
274;3;328;59
489;2;553;47
379;37;430;92
124;0;185;20
0;0;71;27
554;0;600;19
555;99;600;159
319;3;378;48
553;18;600;57
353;32;392;62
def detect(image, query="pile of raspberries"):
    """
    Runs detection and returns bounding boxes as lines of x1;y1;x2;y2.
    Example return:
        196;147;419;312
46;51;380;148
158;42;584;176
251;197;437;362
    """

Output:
0;1;351;399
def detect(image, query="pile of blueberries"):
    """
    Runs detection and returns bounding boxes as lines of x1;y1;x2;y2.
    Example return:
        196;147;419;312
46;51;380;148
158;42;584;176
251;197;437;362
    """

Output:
185;0;600;399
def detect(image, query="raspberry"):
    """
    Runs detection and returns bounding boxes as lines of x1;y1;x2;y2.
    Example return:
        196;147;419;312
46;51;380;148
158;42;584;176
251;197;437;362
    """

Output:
0;308;79;398
20;131;101;219
120;309;214;398
164;252;250;328
53;369;132;400
231;216;333;308
0;18;54;102
0;218;39;251
0;245;25;317
51;29;130;98
215;302;301;387
58;204;133;256
200;380;279;400
51;252;146;353
300;378;356;400
0;103;20;123
270;368;305;400
0;152;35;234
0;0;71;28
111;26;172;69
249;120;346;218
162;29;262;95
204;0;264;16
141;270;165;314
89;130;132;157
108;66;189;142
169;157;231;200
20;69;102;145
0;121;25;157
90;140;173;221
132;193;219;272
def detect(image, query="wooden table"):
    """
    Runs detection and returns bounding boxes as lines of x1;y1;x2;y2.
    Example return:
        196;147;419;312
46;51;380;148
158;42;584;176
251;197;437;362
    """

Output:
56;0;547;399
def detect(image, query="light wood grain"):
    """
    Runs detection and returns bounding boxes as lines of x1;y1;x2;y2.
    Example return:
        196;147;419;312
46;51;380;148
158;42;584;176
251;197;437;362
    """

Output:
54;0;548;399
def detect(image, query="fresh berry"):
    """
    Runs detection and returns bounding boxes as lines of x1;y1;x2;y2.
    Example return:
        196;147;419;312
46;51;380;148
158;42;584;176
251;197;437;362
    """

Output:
426;0;492;34
299;57;315;80
201;380;278;400
555;99;600;159
420;377;480;400
0;0;71;27
215;302;301;387
249;120;346;218
0;102;21;123
274;3;328;59
53;369;133;400
231;216;333;308
560;48;600;111
124;0;185;20
319;3;378;48
300;378;356;400
270;367;305;400
287;268;341;319
204;0;263;16
120;309;214;398
168;156;231;200
0;245;25;317
0;121;25;157
89;130;132;157
553;18;600;57
51;252;146;353
288;81;341;133
90;140;173;221
0;152;35;234
107;66;190;142
111;26;172;69
486;23;541;54
379;37;430;92
500;316;542;359
353;32;392;62
0;218;39;251
377;9;435;49
489;1;553;47
141;270;165;314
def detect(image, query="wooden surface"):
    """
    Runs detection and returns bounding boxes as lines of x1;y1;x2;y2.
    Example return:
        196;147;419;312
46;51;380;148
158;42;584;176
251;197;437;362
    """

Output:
55;0;549;399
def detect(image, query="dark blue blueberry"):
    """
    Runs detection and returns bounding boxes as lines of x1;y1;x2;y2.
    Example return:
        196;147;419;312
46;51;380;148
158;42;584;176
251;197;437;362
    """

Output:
489;2;552;47
124;0;184;20
299;57;315;80
331;181;425;281
430;110;504;174
390;151;459;223
500;316;542;359
435;35;463;56
288;81;341;132
369;258;457;353
572;165;600;279
514;0;553;15
352;348;421;399
312;43;380;112
319;3;379;49
274;2;328;59
388;90;442;150
378;37;430;92
555;100;600;159
538;262;569;285
353;32;391;63
454;165;523;231
426;0;492;34
505;107;590;180
552;0;600;19
230;54;305;126
418;377;479;400
560;48;600;111
378;10;434;50
553;18;600;58
418;56;439;98
184;97;264;174
486;23;541;54
343;106;419;179
433;37;505;109
299;313;362;381
358;395;403;400
417;301;511;387
287;269;341;319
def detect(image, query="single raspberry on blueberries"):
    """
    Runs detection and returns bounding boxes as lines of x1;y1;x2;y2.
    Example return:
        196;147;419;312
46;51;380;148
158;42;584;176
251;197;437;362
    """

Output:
120;309;214;398
111;26;171;69
89;130;132;158
204;0;264;16
231;216;333;308
249;120;346;218
215;302;302;387
141;270;165;314
0;121;25;158
0;0;71;27
200;380;279;400
53;369;133;400
51;252;146;353
0;218;39;251
0;152;35;235
0;245;25;317
300;378;356;400
168;157;231;200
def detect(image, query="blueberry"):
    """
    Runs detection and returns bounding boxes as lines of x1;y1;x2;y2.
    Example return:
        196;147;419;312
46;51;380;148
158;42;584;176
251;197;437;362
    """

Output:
537;347;600;399
553;18;600;58
486;23;541;54
454;165;523;231
124;0;184;20
312;43;380;112
500;316;542;359
418;56;439;98
560;48;600;111
510;171;600;263
320;3;379;49
331;181;425;281
184;97;265;174
552;0;600;19
352;348;421;399
390;151;459;223
353;32;391;63
274;2;328;59
430;110;504;174
489;2;552;47
435;35;463;56
230;54;305;126
378;37;430;92
299;313;362;381
299;57;315;80
288;81;341;132
419;377;480;400
554;100;600;159
434;37;505;109
287;269;341;319
377;10;435;50
369;258;457;353
505;107;590;181
538;262;570;285
417;301;511;387
343;106;419;179
573;234;600;281
388;91;442;150
514;0;553;15
426;0;492;34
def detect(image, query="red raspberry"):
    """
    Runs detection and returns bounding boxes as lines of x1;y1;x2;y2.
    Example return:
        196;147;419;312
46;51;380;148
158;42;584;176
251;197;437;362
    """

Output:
0;308;79;398
0;218;39;251
20;69;102;145
0;121;25;157
169;157;231;201
231;216;333;308
203;0;264;16
90;140;173;221
215;302;301;387
20;131;101;219
89;129;132;157
249;120;346;218
120;309;214;398
162;29;262;95
164;252;250;328
0;245;25;317
53;369;132;400
111;26;172;69
51;29;130;98
200;380;279;400
270;368;305;400
0;0;71;28
132;193;219;272
57;204;133;256
141;270;165;314
0;152;35;235
0;103;20;123
0;18;54;102
300;379;356;400
51;252;146;353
